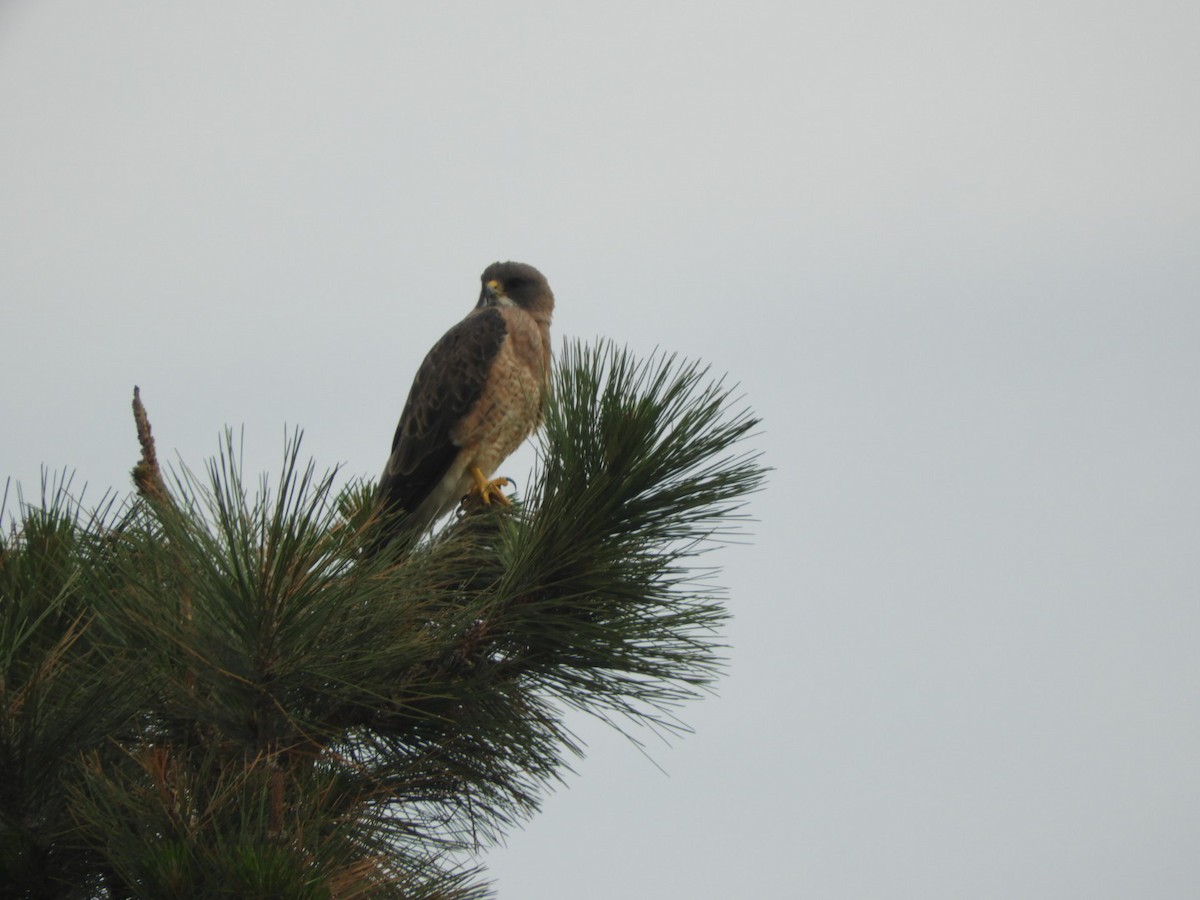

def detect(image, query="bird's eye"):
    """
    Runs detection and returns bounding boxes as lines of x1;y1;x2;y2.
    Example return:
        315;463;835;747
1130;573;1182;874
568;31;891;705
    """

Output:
506;277;525;291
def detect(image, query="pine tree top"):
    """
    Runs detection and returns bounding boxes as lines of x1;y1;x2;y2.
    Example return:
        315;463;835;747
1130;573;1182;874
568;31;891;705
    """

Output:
1;340;766;898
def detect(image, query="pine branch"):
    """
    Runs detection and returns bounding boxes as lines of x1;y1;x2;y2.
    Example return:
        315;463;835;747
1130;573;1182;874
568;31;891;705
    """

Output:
470;341;765;732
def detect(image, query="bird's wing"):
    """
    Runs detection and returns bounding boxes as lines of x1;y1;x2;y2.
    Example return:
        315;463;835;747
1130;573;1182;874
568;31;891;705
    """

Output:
378;307;508;515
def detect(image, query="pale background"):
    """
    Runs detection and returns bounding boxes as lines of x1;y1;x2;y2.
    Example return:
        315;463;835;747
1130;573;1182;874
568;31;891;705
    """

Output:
2;2;1198;897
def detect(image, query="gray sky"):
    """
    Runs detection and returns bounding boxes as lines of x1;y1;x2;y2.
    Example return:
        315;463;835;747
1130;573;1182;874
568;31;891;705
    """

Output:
2;1;1198;896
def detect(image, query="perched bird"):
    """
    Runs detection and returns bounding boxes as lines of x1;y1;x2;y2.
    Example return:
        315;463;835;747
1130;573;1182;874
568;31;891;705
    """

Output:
372;261;555;546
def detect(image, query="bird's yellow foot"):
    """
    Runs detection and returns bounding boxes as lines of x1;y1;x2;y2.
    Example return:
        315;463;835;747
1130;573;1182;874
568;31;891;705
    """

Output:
468;466;512;507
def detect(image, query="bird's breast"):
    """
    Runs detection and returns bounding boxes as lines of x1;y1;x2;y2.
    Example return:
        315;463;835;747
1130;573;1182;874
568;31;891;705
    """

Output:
449;310;549;472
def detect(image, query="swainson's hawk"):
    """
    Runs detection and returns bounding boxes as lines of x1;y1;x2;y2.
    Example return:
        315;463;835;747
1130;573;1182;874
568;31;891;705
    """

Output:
372;261;554;546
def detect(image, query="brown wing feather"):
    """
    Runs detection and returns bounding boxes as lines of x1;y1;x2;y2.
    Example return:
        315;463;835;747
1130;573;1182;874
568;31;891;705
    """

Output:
377;307;507;516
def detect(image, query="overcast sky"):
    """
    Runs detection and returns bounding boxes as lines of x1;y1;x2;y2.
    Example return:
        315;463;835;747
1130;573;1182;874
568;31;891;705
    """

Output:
2;2;1198;897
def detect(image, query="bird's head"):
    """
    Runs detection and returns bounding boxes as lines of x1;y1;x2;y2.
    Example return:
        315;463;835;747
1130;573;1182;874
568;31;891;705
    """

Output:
477;261;554;323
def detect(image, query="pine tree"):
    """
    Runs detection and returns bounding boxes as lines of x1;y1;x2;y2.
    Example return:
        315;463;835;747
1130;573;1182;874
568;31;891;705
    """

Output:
0;341;765;899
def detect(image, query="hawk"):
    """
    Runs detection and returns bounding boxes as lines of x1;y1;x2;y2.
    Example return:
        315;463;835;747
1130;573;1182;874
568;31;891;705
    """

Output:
372;261;554;546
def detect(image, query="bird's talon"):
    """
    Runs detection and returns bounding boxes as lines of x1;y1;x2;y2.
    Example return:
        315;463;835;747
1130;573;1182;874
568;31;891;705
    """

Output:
480;478;511;506
468;467;512;507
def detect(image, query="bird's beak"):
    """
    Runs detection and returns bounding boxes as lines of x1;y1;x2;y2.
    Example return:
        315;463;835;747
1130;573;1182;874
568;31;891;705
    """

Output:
477;279;502;308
